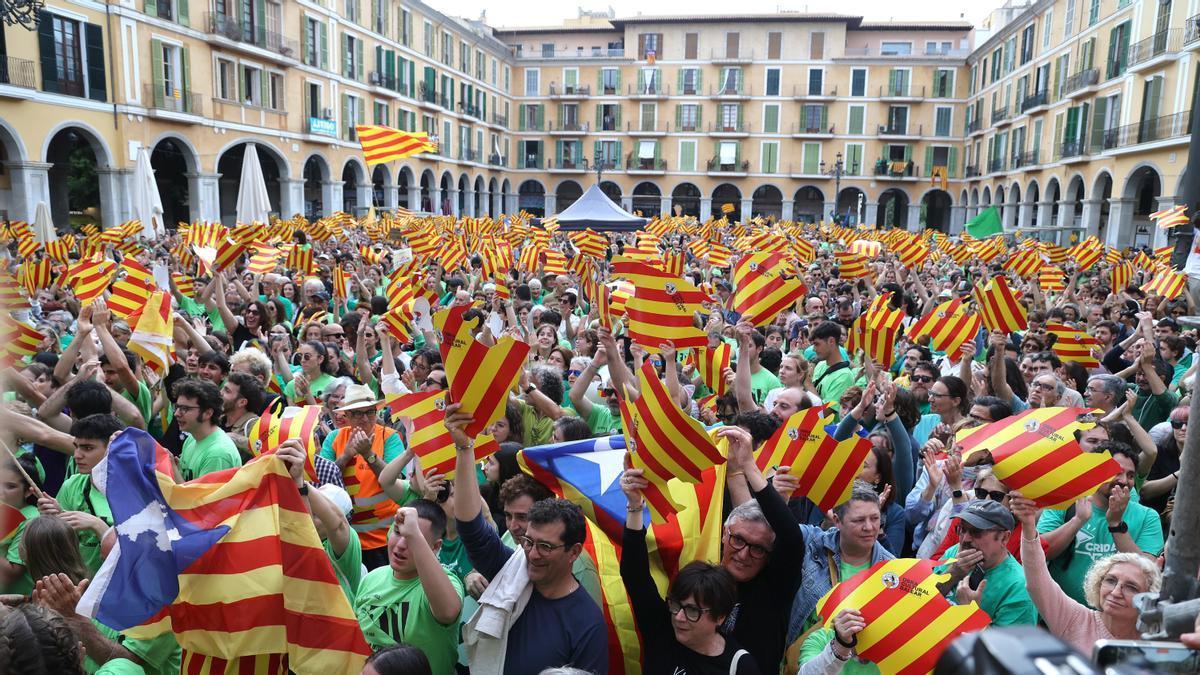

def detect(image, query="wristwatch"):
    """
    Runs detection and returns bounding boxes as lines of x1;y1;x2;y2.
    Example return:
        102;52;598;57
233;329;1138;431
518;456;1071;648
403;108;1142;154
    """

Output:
1108;521;1129;534
525;383;537;395
952;489;964;499
298;482;310;496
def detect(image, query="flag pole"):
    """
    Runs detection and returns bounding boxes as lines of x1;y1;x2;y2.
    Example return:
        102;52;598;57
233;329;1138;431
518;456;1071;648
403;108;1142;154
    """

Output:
0;437;47;499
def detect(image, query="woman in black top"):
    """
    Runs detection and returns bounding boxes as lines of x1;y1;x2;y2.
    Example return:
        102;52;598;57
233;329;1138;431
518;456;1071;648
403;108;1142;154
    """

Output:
620;467;760;675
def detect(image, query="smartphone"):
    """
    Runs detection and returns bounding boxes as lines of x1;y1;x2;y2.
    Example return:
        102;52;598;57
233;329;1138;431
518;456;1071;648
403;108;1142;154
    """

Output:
968;565;985;591
1093;640;1200;672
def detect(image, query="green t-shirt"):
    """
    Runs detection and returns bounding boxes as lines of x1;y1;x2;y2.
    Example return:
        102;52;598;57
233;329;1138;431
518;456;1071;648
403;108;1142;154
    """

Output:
283;372;335;404
519;400;554;447
799;628;880;674
812;360;856;412
2;504;39;595
585;404;623;436
88;621;180;675
324;531;363;603
354;565;464;675
749;368;782;406
93;658;145;675
57;473;112;575
1038;502;1165;606
940;545;1038;627
179;428;242;482
122;381;153;428
438;535;474;584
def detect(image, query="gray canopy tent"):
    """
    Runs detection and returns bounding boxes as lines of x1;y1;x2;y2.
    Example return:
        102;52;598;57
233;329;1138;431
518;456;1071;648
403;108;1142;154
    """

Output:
542;183;647;232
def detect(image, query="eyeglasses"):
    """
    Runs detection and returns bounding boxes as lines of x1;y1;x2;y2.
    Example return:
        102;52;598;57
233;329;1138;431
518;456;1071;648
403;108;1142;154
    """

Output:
345;408;377;419
174;404;200;414
424;377;446;388
1032;381;1057;391
598;387;616;397
667;599;712;623
325;332;346;339
969;413;993;424
956;523;997;538
517;535;567;556
300;352;317;361
1170;419;1188;429
725;532;772;559
566;369;582;378
911;375;934;383
928;391;950;399
245;308;261;315
974;487;1008;503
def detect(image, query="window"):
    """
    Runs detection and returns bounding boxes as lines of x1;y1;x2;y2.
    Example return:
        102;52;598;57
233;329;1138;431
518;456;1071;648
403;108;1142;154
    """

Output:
1107;22;1130;79
925;41;952;55
887;69;909;96
678;140;697;171
886;106;908;133
808;68;824;96
268;72;282;109
677;104;699;132
540;43;555;58
638;33;661;60
306;81;321;118
598;140;620;167
374;100;387;124
802;142;821;174
810;32;824;59
371;0;385;35
343;0;358;23
216;58;235;100
524;69;539;96
684;32;698;59
802;104;827;132
847;104;865;134
44;14;85;97
760;141;779;173
719;67;740;94
344;94;363;141
241;64;261;105
1088;0;1100;26
504;66;510;92
1064;0;1076;39
1020;25;1035;64
969;64;977;96
991;48;1002;82
1043;11;1053;49
303;17;326;68
933;69;954;97
717;141;737;168
935;107;952;136
344;34;362;80
423;21;434;56
767;32;781;59
640;67;660;94
1003;37;1016;73
725;32;740;59
762;103;779;133
599;103;619;131
442;119;452;156
562;102;581;128
719;103;739;130
844;143;863;175
442;32;453;65
680;68;699;95
880;41;911;55
850;68;866;96
157;41;180;101
562;67;579;93
476;51;485;80
765;68;780;96
601;68;619;94
638;102;655;130
401;9;411;46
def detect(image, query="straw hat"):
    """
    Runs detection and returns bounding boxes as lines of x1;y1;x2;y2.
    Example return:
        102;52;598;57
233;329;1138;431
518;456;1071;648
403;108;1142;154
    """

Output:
336;384;380;411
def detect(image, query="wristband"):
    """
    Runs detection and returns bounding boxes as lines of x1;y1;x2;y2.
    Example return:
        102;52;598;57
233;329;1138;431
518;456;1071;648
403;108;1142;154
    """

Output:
298;483;310;496
830;642;850;662
952;489;964;499
1107;521;1128;534
835;632;858;649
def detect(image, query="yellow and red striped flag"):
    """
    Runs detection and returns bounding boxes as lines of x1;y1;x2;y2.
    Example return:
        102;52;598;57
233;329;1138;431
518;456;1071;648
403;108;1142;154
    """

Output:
756;405;874;512
127;291;174;376
377;302;415;343
107;272;155;321
433;303;530;437
355;125;437;165
0;274;25;311
1109;261;1134;291
1144;268;1187;300
1038;266;1067;293
0;315;44;367
1046;323;1101;368
247;405;324;480
620;362;726;523
612;259;709;352
543;248;569;276
906;298;983;364
570;229;608;258
1150;204;1189;229
1154;244;1174;264
816;558;992;674
972;276;1027;333
1070;240;1103;271
386;390;499;477
862;294;907;369
689;343;732;397
732;252;808;327
359;246;383;265
331;265;350;300
18;258;53;295
68;258;117;307
285;245;315;276
1;503;26;542
44;235;74;264
172;272;196;298
15;234;40;258
662;250;686;279
1003;249;1043;279
849;240;882;258
891;237;930;268
212;237;248;273
245;245;282;275
834;251;870;279
956;407;1120;508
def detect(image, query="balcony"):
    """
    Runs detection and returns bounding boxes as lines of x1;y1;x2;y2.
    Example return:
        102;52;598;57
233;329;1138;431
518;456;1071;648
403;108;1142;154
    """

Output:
792;84;838;101
966;118;984;136
626;157;667;173
1187;15;1200;50
143;84;202;117
991;106;1011;126
1128;29;1183;73
1020;90;1049;115
597;82;620;96
488;154;506;168
458;102;485;121
512;47;625;60
872;159;917;179
547;158;588;172
627;120;668;136
710;48;753;64
677;120;702;133
791;122;835;138
1010;150;1040;169
1099;111;1192;150
678;81;702;96
547;120;589;135
877;124;922;139
205;13;296;60
210;96;287;129
548;83;591;98
964;165;982;178
458;149;480;163
987;157;1006;174
0;56;37;97
710;84;751;99
709;122;751;137
706;158;750;175
520;155;544;170
417;82;439;109
490;114;508;129
839;46;970;58
879;84;925;101
1063;69;1099;99
627;83;669;99
1056;140;1089;162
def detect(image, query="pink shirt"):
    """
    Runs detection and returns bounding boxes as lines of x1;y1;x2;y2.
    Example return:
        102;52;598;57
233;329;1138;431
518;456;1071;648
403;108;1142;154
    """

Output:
1021;535;1115;656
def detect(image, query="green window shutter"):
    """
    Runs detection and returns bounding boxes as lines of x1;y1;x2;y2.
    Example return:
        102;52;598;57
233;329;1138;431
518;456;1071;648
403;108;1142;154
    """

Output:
84;22;106;101
680;141;695;171
555;140;563;163
1118;25;1130;76
614;106;622;128
319;23;328;69
181;46;191;110
616;141;623;164
597;70;604;91
38;12;59;93
358;100;365;124
846;144;862;175
254;0;265;40
677;68;683;91
695;69;702;91
657;68;663;92
654;140;661;161
593;141;602;162
536;104;544;129
408;61;415;97
763;104;778;133
947;147;958;177
177;0;188;25
849;106;863;134
375;44;382;76
150;39;163;107
675;104;682;128
302;19;311;64
518;104;526;131
1065;107;1079;140
260;68;269;108
924;146;933;176
695;104;702;127
595;104;602;128
736;104;743;128
903;145;912;163
356;39;364;81
819;106;828;130
1090;97;1107;147
802;143;819;173
342;93;350;138
144;0;157;16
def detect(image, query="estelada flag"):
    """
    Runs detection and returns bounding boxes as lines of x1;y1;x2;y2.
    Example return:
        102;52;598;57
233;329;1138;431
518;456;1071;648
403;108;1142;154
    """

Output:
356;125;437;164
956;407;1120;508
689;343;732;397
127;291;174;376
1038;266;1067;293
386;390;499;478
247;404;323;479
619;362;726;524
433;303;529;437
1109;261;1134;291
1;503;25;542
732;252;808;327
816;558;991;674
972;276;1027;333
1144;269;1187;300
835;251;870;279
612;259;709;352
906;298;982;364
755;405;873;512
1046;323;1101;368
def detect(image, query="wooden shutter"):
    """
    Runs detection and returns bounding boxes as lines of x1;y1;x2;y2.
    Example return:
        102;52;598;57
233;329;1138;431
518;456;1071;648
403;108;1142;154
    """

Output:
181;46;191;111
319;22;328;69
356;37;364;81
768;32;781;59
924;147;934;176
726;32;739;58
810;32;824;59
178;0;189;25
85;22;106;101
151;39;164;107
638;34;647;59
37;13;58;93
145;0;157;16
685;33;697;60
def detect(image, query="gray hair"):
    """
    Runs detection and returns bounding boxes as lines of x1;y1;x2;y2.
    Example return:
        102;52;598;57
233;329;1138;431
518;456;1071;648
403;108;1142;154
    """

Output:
230;347;273;382
303;278;325;294
833;480;882;520
724;499;770;530
1083;552;1161;609
569;356;593;373
538;669;594;675
325;376;353;397
1087;374;1126;401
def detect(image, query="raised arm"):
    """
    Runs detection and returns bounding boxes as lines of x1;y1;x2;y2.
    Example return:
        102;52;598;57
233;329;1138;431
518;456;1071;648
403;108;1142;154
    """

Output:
396;505;463;624
987;330;1015;403
54;306;94;385
568;345;604;420
211;276;239;334
733;322;759;413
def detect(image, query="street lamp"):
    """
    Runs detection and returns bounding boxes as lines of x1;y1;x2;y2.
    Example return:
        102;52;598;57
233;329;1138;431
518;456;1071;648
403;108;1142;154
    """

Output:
820;151;858;224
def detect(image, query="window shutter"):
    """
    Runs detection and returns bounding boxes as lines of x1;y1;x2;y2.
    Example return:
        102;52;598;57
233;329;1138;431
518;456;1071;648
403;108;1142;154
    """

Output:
656;68;663;92
177;0;189;25
375;44;382;76
597;69;604;91
695;104;702;127
675;104;682;128
677;68;683;91
680;140;695;171
319;23;328;69
763;104;778;133
303;19;311;64
819;106;827;130
903;145;912;163
518;104;527;131
614;105;622;128
145;0;157;16
1090;97;1107;147
536;104;544;129
260;69;269;108
593;141;602;162
38;12;59;94
181;46;191;111
342;93;350;138
736;104;743;128
638;34;647;58
85;22;107;101
408;60;415;97
924;146;933;176
151;39;164;107
356;38;364;81
695;69;702;91
616;140;623;163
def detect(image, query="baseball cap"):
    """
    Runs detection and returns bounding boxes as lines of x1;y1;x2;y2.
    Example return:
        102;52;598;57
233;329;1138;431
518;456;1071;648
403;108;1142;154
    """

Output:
958;500;1015;531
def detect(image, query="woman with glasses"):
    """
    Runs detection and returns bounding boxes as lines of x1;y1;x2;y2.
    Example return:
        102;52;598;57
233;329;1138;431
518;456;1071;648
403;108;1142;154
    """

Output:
1141;404;1186;519
285;341;336;405
619;466;759;674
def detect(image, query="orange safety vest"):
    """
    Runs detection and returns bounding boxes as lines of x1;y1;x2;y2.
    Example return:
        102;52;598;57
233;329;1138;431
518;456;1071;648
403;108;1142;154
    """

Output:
333;425;400;550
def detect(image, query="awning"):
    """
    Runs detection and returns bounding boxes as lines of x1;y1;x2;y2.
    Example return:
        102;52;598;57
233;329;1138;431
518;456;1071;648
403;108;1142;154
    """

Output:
638;141;656;159
719;142;737;164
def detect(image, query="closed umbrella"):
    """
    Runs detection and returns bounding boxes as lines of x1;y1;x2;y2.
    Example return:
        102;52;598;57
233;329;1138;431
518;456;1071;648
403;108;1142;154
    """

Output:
131;146;165;238
32;201;55;243
235;144;271;226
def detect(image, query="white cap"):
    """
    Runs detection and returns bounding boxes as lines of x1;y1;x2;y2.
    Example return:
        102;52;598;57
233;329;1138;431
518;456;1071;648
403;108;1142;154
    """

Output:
317;484;354;518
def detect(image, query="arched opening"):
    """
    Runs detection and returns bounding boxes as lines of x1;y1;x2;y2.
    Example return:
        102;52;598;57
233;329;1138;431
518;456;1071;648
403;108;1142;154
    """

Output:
440;172;454;214
398;167;414;210
751;185;783;221
150;138;193;228
342;161;364;215
518;180;545;217
0;124;22;221
1064;176;1085;232
671;182;701;217
599;181;622;206
712;183;742;221
1026;181;1041;229
216;142;282;226
793;186;825;224
501;179;512;214
877;188;910;229
372;166;390;210
555;180;583;211
487;177;499;216
46;127;107;230
1124;166;1161;248
457;174;469;214
921;190;953;231
420;170;435;212
632;182;661;217
1007;184;1020;230
303;156;327;219
982;186;992;206
1092;172;1112;239
1044;178;1060;227
474;176;486;216
837;187;865;225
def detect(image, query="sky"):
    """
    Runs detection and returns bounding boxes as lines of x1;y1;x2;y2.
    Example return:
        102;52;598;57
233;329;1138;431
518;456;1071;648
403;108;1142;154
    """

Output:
433;0;992;29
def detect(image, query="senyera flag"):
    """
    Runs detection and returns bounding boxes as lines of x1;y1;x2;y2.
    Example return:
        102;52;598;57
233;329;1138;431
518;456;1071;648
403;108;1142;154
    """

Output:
755;405;873;512
906;298;982;364
1046;324;1101;368
433;303;530;437
356;125;437;164
732;252;808;327
688;343;732;397
972;275;1027;334
816;558;991;675
610;258;709;352
955;407;1121;508
247;404;323;479
386;390;499;477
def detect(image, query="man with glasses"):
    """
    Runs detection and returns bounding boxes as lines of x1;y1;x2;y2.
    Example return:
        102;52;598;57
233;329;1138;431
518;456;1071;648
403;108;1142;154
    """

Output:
1028;374;1065;408
420;367;449;392
174;379;242;481
936;500;1037;627
320;384;405;570
1084;374;1126;414
446;403;607;675
908;362;940;414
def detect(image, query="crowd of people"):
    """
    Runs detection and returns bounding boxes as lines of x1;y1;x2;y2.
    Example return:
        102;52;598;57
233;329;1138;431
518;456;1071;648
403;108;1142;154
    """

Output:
2;214;1200;675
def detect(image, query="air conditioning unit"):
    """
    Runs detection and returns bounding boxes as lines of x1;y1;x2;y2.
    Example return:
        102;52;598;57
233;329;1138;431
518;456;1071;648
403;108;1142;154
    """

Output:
369;72;382;85
322;108;335;119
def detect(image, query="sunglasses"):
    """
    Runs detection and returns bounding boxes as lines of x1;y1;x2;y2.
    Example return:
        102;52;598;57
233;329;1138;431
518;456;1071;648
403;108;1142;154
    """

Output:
974;487;1007;503
1170;419;1188;429
598;387;616;397
911;375;934;383
566;369;582;377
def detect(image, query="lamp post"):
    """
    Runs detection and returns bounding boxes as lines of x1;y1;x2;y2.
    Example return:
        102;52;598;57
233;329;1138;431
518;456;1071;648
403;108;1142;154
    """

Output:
820;151;858;224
